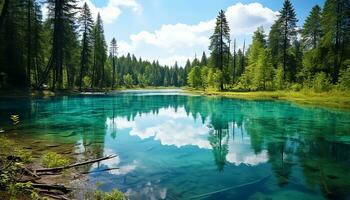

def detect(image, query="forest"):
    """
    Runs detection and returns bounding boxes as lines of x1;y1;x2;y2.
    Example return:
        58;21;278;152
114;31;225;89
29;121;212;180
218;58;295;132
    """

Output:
0;0;349;92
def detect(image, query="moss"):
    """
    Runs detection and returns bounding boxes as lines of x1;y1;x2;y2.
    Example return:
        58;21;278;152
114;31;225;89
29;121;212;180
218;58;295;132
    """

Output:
41;152;70;168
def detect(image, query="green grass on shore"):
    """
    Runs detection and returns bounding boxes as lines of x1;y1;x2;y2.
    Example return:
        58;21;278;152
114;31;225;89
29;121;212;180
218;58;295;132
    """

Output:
183;88;350;110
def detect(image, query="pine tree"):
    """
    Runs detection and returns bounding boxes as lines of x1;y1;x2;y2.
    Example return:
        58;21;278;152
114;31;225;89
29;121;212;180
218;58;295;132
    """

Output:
92;13;107;89
44;0;78;90
78;3;93;91
209;10;230;90
320;0;350;83
302;5;322;50
278;0;298;82
200;52;208;66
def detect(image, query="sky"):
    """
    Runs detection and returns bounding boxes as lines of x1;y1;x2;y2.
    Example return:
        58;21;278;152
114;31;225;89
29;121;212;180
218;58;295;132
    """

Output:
51;0;325;66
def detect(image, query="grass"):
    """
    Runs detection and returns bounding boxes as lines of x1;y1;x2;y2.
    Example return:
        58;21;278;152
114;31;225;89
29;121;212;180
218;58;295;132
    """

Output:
183;88;350;110
41;152;70;168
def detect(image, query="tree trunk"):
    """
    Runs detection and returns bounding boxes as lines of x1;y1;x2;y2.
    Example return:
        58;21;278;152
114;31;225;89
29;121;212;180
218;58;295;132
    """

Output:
112;56;115;89
0;0;10;31
27;0;32;87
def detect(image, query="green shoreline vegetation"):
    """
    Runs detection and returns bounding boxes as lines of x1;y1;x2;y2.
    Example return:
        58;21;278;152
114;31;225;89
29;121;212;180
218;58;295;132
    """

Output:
0;136;125;200
183;88;350;110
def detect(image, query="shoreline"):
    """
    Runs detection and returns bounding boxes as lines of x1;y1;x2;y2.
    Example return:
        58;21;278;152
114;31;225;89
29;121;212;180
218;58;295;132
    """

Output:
1;87;349;111
182;89;350;111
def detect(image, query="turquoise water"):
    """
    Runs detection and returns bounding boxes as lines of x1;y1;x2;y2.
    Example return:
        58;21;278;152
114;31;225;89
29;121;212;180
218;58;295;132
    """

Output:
1;90;350;200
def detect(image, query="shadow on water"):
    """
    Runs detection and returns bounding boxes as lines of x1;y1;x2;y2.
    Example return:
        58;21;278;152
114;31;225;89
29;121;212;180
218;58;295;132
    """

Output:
0;91;350;199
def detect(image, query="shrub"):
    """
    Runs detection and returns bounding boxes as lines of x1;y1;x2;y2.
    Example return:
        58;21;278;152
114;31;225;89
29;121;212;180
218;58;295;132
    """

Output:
83;76;92;87
42;152;69;168
290;83;302;91
123;74;134;88
274;67;284;90
313;72;331;92
338;66;350;90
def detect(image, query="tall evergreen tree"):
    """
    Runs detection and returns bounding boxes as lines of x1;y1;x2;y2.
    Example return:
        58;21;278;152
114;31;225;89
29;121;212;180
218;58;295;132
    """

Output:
209;10;230;90
44;0;78;90
78;3;93;91
320;0;350;83
92;13;107;89
278;0;298;81
200;52;208;66
302;5;322;50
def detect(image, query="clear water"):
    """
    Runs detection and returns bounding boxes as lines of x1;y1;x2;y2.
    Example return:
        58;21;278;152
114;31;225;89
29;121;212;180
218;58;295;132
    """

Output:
1;90;350;200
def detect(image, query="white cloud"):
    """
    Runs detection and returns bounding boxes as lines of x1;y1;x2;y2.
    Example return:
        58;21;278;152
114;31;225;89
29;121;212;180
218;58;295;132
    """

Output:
83;0;142;23
118;2;278;66
42;0;142;23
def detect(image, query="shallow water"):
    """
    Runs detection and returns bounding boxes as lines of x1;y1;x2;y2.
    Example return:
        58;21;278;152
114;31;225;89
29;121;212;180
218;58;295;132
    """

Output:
1;90;350;200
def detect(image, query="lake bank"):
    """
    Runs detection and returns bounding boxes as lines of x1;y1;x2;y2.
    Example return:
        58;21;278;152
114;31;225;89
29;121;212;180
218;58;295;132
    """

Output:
1;87;349;111
183;89;350;110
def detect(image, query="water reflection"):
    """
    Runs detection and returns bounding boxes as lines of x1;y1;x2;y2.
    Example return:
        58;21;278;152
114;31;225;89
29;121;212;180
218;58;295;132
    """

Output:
1;92;350;199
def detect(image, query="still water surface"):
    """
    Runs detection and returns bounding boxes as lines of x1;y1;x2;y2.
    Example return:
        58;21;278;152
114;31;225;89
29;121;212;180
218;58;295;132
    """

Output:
1;90;350;200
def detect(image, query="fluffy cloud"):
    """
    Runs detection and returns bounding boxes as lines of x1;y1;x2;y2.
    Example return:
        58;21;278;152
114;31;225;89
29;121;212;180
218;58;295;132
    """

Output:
83;0;142;23
42;0;142;23
118;2;278;66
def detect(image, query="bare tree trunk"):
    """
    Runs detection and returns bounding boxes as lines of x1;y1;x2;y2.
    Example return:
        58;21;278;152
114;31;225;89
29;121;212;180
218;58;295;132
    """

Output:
27;0;32;87
0;0;10;31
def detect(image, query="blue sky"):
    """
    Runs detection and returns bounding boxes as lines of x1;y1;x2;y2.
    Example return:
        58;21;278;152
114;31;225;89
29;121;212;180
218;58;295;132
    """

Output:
83;0;325;66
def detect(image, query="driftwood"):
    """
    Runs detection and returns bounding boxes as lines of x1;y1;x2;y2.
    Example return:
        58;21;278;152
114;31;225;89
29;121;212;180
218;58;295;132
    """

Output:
31;183;72;193
0;154;118;200
35;154;117;173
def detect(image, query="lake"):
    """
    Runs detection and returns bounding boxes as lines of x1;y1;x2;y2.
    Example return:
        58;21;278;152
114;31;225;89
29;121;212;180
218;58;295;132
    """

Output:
1;90;350;200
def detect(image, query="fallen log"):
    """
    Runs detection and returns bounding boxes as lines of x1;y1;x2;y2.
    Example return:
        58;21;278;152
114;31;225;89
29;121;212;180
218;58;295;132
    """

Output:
31;183;71;193
35;155;117;173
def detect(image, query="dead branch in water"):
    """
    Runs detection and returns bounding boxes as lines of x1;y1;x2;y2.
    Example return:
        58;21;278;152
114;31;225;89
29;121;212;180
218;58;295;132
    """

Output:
35;154;117;173
81;167;119;174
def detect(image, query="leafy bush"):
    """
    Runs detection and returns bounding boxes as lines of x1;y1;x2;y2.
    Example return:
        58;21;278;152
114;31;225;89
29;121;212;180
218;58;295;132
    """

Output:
187;66;202;88
274;67;284;90
313;72;331;92
338;66;350;90
83;76;92;87
42;152;69;168
86;189;126;200
123;74;134;88
290;83;302;91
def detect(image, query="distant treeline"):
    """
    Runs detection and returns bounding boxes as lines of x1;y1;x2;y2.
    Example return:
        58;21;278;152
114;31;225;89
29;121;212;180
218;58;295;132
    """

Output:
0;0;349;92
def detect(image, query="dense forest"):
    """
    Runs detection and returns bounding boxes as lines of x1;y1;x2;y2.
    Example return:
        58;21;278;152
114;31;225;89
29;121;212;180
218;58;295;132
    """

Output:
0;0;349;92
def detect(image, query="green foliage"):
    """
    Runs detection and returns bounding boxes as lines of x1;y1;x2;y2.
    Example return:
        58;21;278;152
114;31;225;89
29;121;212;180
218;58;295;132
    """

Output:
86;189;126;200
137;74;148;88
209;10;230;90
42;152;69;168
83;76;92;88
274;67;285;90
212;70;223;90
338;65;350;90
187;66;202;88
9;182;33;200
123;74;134;88
313;72;331;92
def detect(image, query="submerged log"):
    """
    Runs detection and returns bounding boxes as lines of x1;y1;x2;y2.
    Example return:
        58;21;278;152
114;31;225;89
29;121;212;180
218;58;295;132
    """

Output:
35;155;117;173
